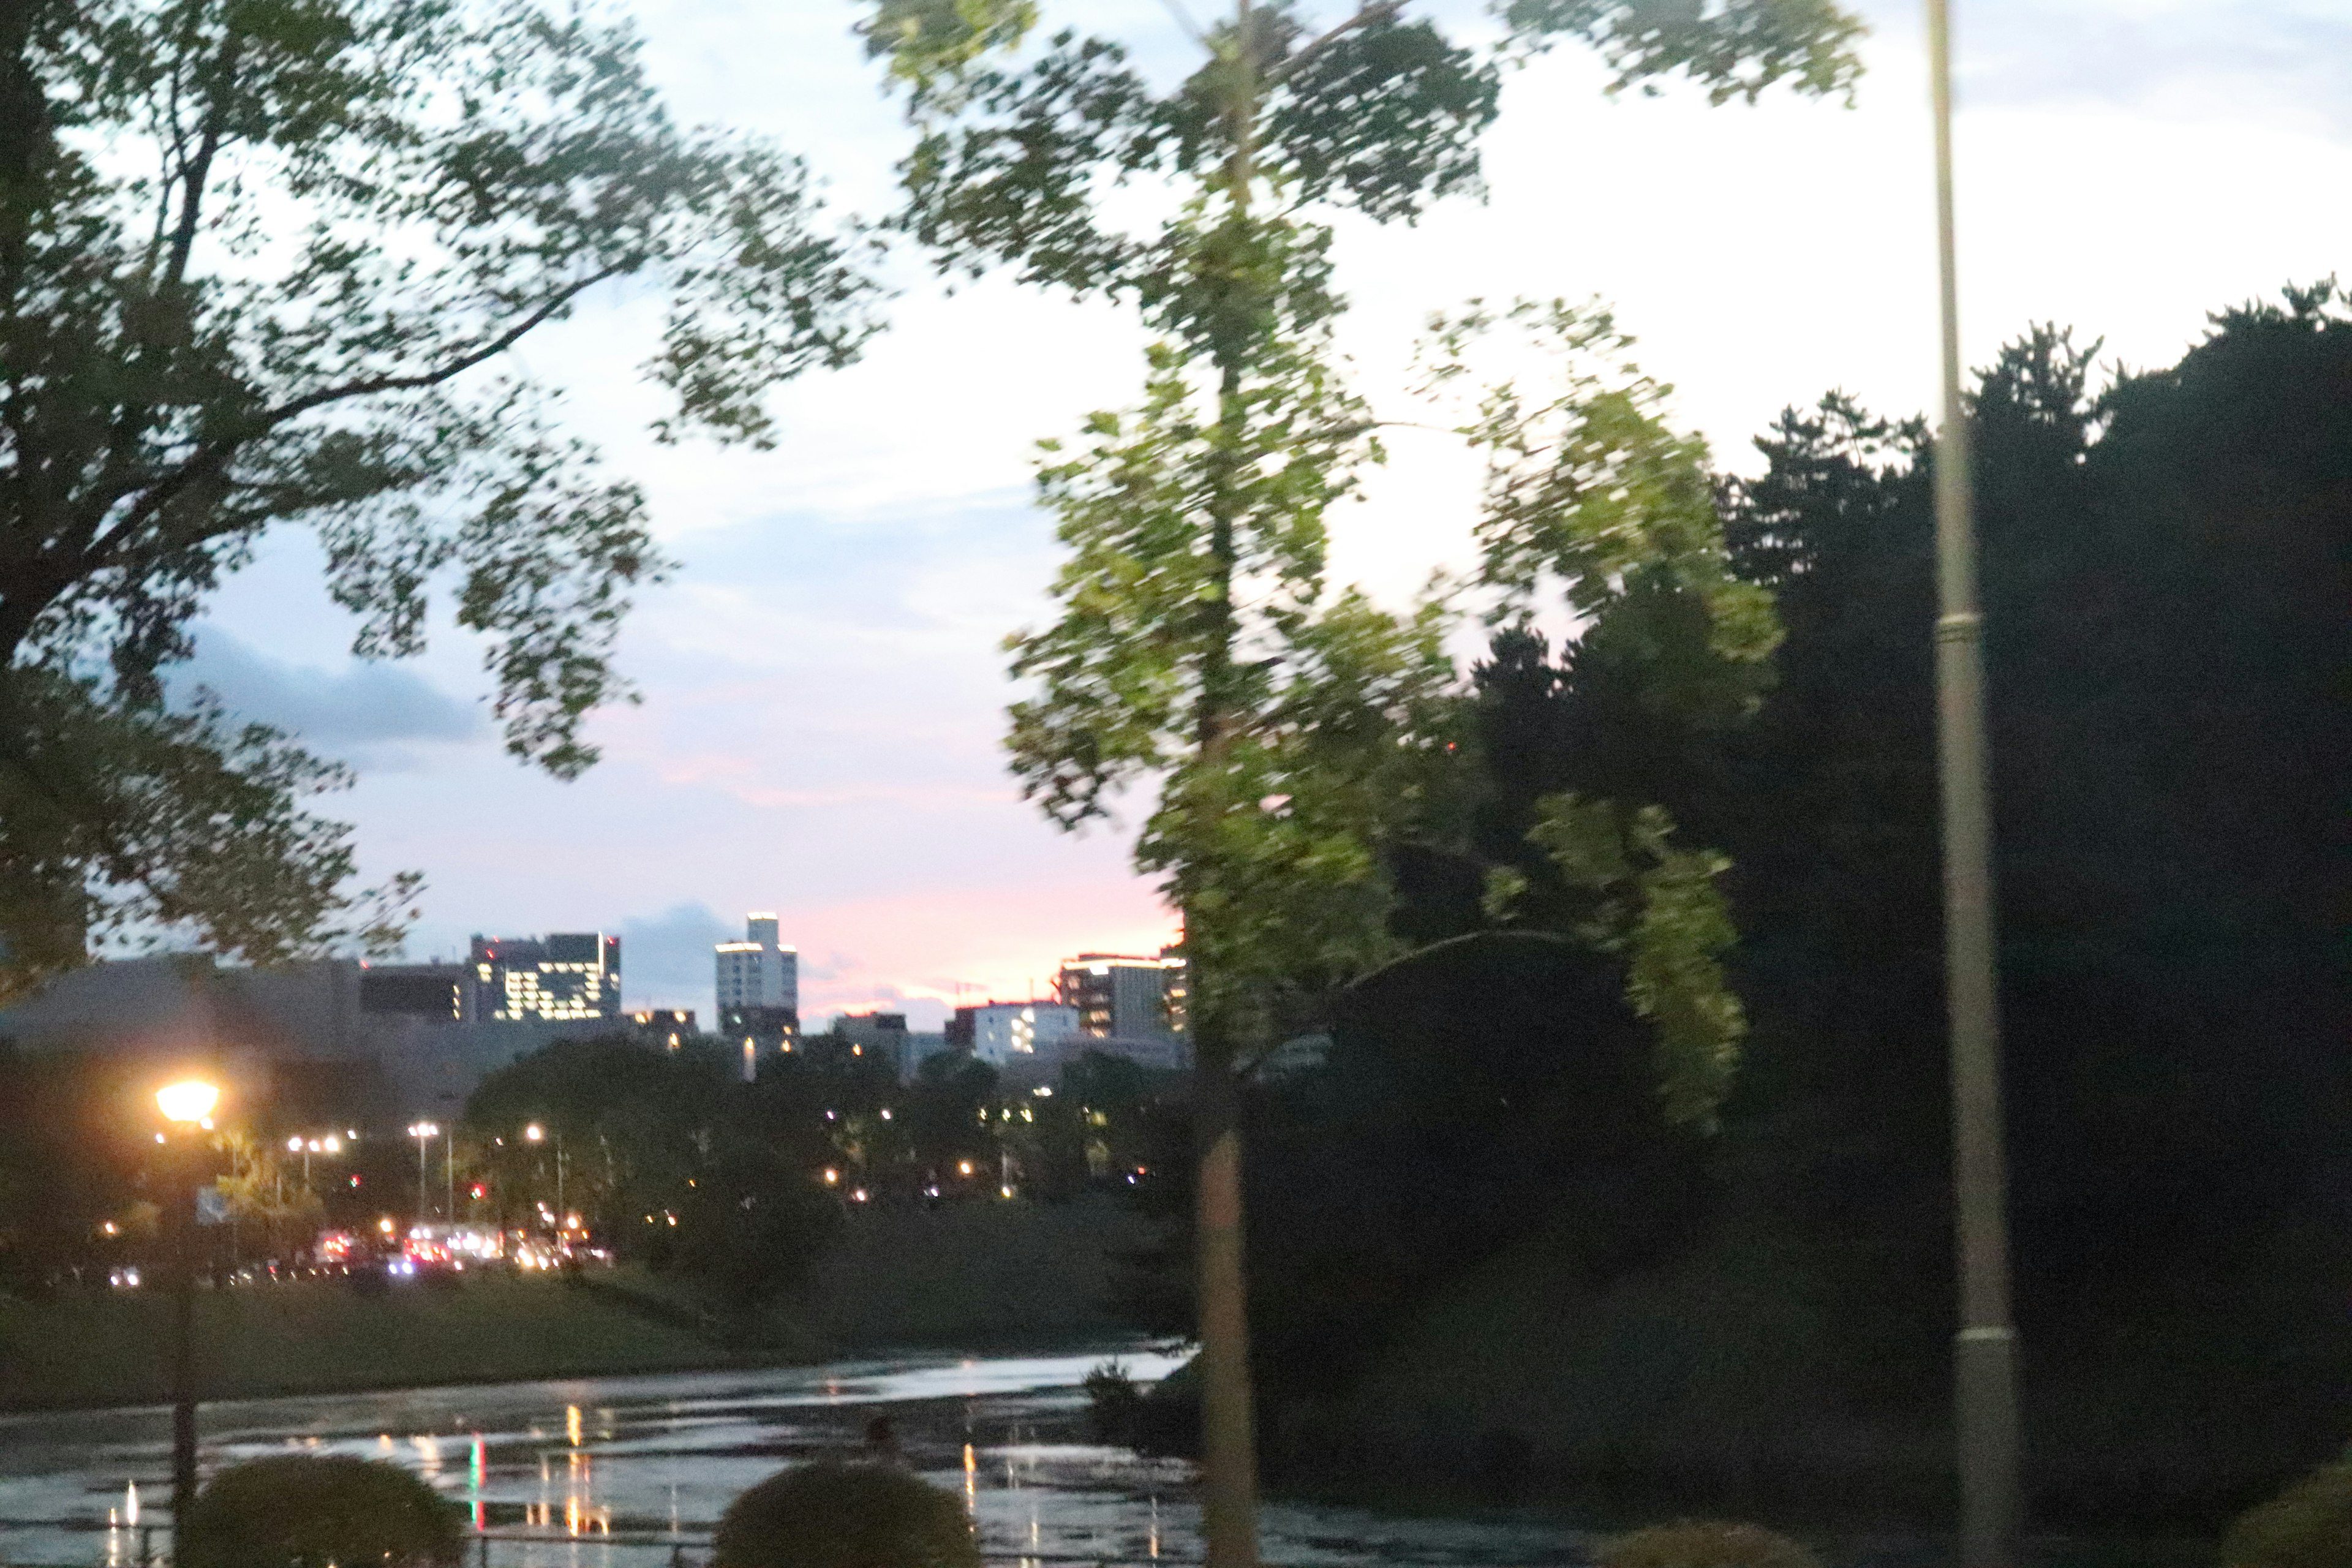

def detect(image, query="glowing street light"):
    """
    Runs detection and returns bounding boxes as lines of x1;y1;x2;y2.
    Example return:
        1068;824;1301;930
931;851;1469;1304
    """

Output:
155;1080;217;1126
407;1122;440;1221
153;1077;217;1558
285;1132;345;1189
523;1123;566;1235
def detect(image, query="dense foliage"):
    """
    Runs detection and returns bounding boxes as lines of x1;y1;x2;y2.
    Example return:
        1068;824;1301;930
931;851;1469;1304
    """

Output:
1707;288;2351;1520
460;1035;1178;1319
0;0;875;998
870;10;1860;1550
1103;288;2351;1526
179;1455;458;1568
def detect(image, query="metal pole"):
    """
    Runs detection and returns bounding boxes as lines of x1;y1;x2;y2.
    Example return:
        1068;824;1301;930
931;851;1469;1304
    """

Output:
1925;6;2022;1567
417;1131;430;1223
168;1145;199;1558
447;1130;457;1224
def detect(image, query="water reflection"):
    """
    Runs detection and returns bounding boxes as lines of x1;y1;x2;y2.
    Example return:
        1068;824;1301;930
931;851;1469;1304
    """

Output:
0;1348;1595;1568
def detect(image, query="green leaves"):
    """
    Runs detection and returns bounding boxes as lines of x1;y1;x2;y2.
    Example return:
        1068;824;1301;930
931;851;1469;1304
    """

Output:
861;0;1041;100
1006;211;1379;828
883;7;1507;306
1427;298;1781;712
910;3;1841;1106
0;668;420;1005
1499;0;1866;105
1267;14;1499;224
0;0;878;986
1528;792;1744;1129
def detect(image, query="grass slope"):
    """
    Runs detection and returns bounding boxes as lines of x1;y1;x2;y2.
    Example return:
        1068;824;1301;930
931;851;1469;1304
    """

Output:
0;1195;1159;1411
0;1273;731;1412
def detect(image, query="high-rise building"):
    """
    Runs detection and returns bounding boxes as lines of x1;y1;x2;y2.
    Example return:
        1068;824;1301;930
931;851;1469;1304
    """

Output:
467;933;620;1023
716;912;798;1050
1160;943;1188;1037
946;1000;1080;1067
1056;951;1186;1042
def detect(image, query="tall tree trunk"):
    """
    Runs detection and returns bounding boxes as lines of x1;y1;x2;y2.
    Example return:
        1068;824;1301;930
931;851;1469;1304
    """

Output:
1191;8;1263;1563
1191;1020;1259;1568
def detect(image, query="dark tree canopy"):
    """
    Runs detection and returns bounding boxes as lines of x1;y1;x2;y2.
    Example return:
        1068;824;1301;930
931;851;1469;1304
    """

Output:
1107;287;2351;1523
0;0;877;997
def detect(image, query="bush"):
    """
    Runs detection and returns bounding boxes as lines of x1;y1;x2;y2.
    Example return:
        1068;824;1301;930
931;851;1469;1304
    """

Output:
1083;1359;1144;1444
179;1455;459;1568
1599;1521;1822;1568
2221;1460;2352;1568
715;1461;978;1568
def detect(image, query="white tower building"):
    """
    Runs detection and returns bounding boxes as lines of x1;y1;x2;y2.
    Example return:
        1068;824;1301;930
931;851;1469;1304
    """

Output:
715;913;799;1066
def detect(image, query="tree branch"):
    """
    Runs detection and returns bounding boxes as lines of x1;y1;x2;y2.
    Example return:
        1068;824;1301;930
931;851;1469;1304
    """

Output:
1265;0;1400;85
75;263;631;573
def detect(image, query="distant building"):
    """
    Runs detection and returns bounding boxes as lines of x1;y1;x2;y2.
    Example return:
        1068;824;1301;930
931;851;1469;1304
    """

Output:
358;962;466;1021
834;1011;908;1070
468;933;620;1023
948;1001;1080;1067
1160;943;1189;1037
716;913;798;1051
628;1009;695;1050
0;955;601;1121
902;1031;951;1077
1056;951;1186;1042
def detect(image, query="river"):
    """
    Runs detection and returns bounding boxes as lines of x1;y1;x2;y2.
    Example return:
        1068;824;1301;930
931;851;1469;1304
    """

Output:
0;1349;1595;1568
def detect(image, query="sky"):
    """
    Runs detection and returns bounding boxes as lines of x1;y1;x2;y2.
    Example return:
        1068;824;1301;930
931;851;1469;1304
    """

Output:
181;0;2352;1028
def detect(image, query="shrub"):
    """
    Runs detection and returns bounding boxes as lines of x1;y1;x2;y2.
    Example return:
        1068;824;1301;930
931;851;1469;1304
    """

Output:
2221;1460;2352;1568
715;1461;978;1568
179;1455;459;1568
1083;1359;1144;1444
1599;1521;1822;1568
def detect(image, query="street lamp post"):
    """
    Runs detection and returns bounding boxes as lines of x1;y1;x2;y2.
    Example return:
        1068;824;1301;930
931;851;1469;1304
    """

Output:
156;1078;219;1559
408;1122;440;1223
286;1134;344;1193
1924;5;2022;1567
525;1123;564;1236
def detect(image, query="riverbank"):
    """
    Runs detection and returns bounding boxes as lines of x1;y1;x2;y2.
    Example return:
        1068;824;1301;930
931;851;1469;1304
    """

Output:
0;1271;737;1411
0;1194;1156;1411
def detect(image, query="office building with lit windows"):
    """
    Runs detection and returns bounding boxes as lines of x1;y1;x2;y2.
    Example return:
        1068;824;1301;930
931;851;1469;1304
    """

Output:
945;1001;1081;1067
1056;951;1187;1042
466;933;620;1023
716;912;798;1050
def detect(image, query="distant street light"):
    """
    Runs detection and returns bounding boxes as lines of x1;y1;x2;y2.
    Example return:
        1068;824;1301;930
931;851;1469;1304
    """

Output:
407;1122;440;1222
524;1123;565;1236
285;1133;346;1190
155;1077;219;1560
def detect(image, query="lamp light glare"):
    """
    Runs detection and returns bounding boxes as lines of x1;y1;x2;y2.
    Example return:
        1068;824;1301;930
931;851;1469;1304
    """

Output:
156;1080;219;1125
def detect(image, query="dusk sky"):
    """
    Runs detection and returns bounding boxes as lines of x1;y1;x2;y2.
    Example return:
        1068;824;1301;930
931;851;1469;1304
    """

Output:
181;0;2352;1027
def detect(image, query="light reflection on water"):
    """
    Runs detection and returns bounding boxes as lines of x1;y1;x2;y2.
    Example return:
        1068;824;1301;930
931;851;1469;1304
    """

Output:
0;1348;1595;1568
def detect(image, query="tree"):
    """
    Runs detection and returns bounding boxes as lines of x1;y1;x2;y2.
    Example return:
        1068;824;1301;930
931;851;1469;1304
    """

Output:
0;0;878;998
862;5;1861;1562
1701;289;2352;1519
